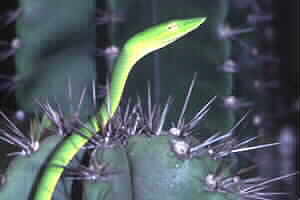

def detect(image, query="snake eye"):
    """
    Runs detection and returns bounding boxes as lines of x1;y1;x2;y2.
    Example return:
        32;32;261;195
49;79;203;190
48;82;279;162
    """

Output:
167;22;178;31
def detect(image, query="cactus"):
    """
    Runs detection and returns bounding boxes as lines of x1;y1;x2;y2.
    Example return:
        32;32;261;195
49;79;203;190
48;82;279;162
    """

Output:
0;88;294;200
15;0;96;120
0;0;298;200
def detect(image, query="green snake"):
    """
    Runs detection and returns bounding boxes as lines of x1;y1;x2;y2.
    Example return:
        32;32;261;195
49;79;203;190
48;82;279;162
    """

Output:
34;17;206;200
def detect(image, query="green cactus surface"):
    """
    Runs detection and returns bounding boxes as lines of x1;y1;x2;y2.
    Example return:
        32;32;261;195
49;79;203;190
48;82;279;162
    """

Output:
82;134;236;200
0;135;69;200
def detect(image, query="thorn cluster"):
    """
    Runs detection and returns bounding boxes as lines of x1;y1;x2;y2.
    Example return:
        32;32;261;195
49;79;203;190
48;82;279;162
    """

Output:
0;112;39;156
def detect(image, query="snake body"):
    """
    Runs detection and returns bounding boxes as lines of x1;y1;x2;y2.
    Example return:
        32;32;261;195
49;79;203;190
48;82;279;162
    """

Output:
34;17;206;200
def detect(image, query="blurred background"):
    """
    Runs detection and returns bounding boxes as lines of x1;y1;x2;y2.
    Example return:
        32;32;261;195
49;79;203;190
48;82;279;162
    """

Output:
0;0;298;199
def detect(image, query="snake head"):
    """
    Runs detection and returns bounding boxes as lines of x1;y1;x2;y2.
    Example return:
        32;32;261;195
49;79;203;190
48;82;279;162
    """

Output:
124;17;207;59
